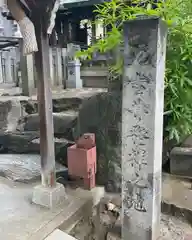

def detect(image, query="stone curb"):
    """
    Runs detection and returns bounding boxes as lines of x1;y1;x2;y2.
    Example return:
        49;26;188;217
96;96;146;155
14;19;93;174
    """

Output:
161;201;192;225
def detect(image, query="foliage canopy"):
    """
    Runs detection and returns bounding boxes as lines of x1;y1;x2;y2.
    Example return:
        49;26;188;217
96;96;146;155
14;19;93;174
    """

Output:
77;0;192;142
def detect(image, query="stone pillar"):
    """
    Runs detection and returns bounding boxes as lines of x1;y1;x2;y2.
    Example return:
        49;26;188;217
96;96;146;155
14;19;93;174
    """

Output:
66;59;82;89
0;53;3;84
55;47;63;87
20;41;35;96
49;47;54;87
6;52;12;83
61;48;67;88
122;17;167;240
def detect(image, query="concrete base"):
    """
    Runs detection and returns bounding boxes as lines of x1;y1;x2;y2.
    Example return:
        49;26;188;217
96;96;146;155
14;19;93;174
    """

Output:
0;176;95;240
32;183;67;208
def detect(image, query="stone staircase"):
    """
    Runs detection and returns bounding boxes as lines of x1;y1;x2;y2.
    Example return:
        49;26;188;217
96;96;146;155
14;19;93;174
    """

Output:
0;88;106;166
0;88;107;240
0;87;122;192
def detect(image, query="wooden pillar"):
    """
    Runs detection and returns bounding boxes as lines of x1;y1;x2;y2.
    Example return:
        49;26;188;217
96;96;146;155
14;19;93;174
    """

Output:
33;15;56;188
61;48;67;88
122;17;167;240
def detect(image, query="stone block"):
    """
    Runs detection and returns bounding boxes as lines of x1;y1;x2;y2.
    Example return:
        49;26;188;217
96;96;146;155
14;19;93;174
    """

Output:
170;147;192;178
32;183;67;208
19;111;78;139
67;60;83;89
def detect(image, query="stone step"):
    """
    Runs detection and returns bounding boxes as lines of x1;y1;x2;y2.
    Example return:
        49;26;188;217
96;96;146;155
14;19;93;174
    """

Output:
0;153;68;183
18;111;78;138
0;133;73;166
0;88;106;115
162;173;192;224
45;229;77;240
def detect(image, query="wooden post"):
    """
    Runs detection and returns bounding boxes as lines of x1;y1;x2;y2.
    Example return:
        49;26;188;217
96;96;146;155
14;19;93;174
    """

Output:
33;15;56;188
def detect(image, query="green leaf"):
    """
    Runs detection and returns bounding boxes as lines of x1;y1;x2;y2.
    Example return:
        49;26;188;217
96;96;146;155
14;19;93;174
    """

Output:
87;0;192;142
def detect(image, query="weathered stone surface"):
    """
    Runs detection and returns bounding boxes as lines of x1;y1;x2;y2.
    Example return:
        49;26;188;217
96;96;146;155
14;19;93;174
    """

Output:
0;100;26;132
18;111;78;140
106;232;121;240
0;131;40;153
0;132;73;166
51;88;107;112
170;147;192;178
74;91;122;193
20;100;38;114
0;154;67;182
122;18;167;240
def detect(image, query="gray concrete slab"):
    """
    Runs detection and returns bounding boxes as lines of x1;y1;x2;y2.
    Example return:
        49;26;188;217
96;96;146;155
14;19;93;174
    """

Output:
32;183;67;209
0;176;93;240
45;229;77;240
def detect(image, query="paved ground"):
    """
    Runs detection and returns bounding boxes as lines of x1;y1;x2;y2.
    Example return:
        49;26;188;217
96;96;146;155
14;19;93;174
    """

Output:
0;176;92;240
161;173;192;240
160;214;192;240
162;173;192;212
0;150;191;240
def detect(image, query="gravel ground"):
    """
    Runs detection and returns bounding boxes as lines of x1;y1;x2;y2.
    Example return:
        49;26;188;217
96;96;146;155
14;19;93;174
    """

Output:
160;214;192;240
71;213;192;240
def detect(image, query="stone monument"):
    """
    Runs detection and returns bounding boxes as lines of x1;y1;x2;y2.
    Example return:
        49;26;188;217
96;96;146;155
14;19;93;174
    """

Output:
122;17;167;240
66;43;83;88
